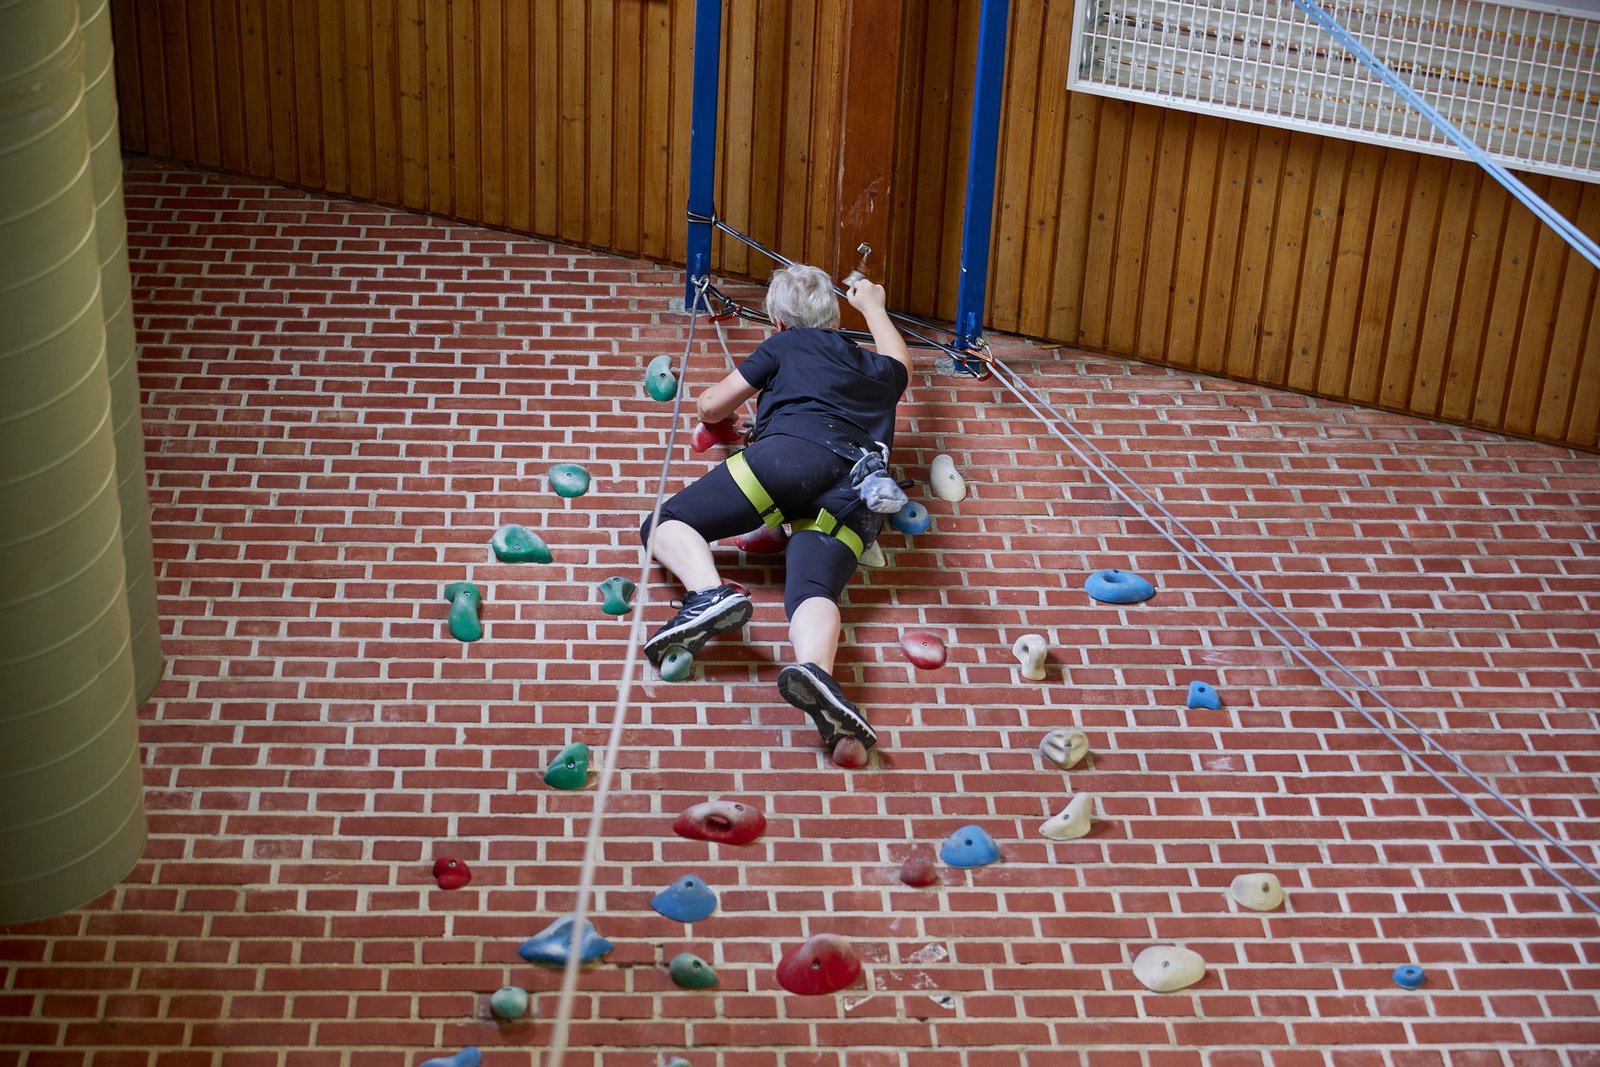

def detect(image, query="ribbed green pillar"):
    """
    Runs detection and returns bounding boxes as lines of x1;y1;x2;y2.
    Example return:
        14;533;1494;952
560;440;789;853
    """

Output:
0;0;148;925
78;0;162;705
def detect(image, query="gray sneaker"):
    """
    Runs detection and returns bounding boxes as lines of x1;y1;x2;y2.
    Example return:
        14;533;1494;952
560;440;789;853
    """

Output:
643;584;752;665
777;662;876;749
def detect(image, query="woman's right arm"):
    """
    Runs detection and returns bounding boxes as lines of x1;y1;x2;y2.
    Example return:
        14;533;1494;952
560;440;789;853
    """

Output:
847;280;911;375
697;367;759;424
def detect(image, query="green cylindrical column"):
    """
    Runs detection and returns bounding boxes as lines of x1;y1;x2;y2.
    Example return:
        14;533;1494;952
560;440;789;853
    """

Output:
78;0;162;705
0;0;148;924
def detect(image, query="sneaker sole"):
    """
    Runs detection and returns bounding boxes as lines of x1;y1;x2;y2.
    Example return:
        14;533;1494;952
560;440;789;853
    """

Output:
644;596;752;665
777;665;876;750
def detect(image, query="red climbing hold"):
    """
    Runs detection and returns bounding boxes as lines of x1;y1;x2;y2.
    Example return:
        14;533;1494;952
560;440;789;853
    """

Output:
673;799;767;846
898;854;939;887
432;856;472;890
691;418;742;453
900;630;947;670
776;933;862;995
734;524;788;555
831;736;870;769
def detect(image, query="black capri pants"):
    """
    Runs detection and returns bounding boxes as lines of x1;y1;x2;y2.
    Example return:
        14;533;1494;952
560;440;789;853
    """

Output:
640;433;884;617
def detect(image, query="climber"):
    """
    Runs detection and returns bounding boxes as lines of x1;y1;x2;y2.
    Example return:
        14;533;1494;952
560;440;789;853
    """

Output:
638;263;912;750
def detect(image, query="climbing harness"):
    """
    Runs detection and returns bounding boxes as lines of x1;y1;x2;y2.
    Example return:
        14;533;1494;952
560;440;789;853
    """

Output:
726;450;866;559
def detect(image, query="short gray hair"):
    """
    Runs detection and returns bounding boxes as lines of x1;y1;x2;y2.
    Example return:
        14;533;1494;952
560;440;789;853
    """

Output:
765;264;839;329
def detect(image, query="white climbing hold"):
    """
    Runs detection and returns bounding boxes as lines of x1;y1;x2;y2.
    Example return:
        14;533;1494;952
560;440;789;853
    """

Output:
1040;794;1093;840
859;541;887;568
1229;872;1285;912
1038;727;1089;770
929;454;967;502
1013;634;1048;680
1132;945;1206;993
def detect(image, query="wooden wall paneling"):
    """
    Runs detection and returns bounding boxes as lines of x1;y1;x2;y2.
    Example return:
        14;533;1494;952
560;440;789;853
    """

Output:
557;0;587;242
290;0;324;190
318;0;350;196
585;0;614;249
344;0;377;202
1105;106;1160;357
747;1;785;271
237;0;274;179
397;0;426;209
885;2;926;302
110;0;146;152
1375;157;1447;411
987;0;1044;337
424;0;454;216
1253;133;1318;384
502;0;530;232
638;0;671;260
934;1;979;320
1015;0;1074;338
1133;115;1191;363
1406;161;1480;415
450;0;481;223
1435;183;1507;423
1501;180;1578;435
1045;92;1102;347
1284;138;1349;394
1192;121;1254;376
611;0;643;254
263;0;301;184
182;0;221;168
1562;272;1600;448
897;1;953;318
717;0;756;277
1222;128;1286;380
212;0;247;173
777;1;814;272
1161;114;1220;370
532;0;558;236
1313;143;1380;398
1469;182;1545;428
158;0;196;163
134;0;170;157
370;0;402;206
1533;187;1600;443
836;0;904;303
479;0;506;228
666;0;695;266
1346;152;1417;405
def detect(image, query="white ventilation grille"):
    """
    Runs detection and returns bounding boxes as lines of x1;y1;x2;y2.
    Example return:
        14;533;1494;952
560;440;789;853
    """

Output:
1067;0;1600;183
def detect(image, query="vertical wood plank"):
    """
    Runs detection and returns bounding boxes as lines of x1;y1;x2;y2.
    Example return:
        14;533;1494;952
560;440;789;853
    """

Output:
1015;0;1075;337
1285;138;1349;393
1251;132;1317;384
1046;92;1102;347
210;0;247;173
1161;114;1221;369
934;0;979;318
504;0;531;232
110;0;147;152
988;0;1043;336
1193;121;1254;375
746;0;784;266
424;0;454;216
532;0;559;235
1407;161;1480;415
1223;129;1285;379
1376;158;1447;410
158;0;196;162
135;0;171;157
182;0;220;167
237;0;274;177
343;0;376;201
585;0;613;248
1105;105;1161;356
1346;152;1417;404
835;0;903;286
450;0;481;222
557;0;586;242
1468;181;1544;427
666;0;696;265
1314;143;1381;397
290;0;323;189
778;0;816;270
263;0;300;184
371;0;404;206
478;0;505;227
397;0;427;209
1562;287;1600;449
1533;186;1600;442
318;0;350;195
1434;186;1507;423
639;0;672;260
1133;115;1191;362
902;1;955;317
611;0;642;254
718;0;756;276
1501;180;1578;435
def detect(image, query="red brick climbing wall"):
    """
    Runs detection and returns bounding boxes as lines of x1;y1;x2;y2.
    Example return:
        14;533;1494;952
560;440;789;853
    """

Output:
4;159;1599;1067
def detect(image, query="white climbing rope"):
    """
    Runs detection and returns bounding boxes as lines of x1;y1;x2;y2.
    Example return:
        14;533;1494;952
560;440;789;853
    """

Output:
979;350;1600;917
543;278;710;1066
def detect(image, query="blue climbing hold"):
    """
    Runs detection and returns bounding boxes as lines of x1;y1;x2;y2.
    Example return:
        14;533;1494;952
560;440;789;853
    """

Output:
939;824;1001;868
420;1049;480;1067
517;915;615;965
1186;681;1221;710
1084;568;1155;604
651;875;718;923
1392;964;1425;989
889;501;932;535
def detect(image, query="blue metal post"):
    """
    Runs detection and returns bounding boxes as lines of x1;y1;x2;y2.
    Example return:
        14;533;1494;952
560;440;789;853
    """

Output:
952;0;1010;371
684;0;722;314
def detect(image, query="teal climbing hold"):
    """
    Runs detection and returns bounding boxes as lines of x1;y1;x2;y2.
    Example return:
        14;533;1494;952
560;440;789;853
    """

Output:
550;463;591;498
491;524;552;563
659;645;693;682
668;951;719;989
599;576;636;615
890;500;932;535
1186;681;1221;710
645;354;679;401
518;915;614;965
443;581;483;642
651;875;718;923
1084;568;1155;604
489;985;530;1020
543;742;591;790
940;824;1001;868
420;1049;479;1067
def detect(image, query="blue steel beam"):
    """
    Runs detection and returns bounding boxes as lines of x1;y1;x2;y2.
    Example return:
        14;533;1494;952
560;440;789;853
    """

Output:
684;0;723;313
952;0;1010;371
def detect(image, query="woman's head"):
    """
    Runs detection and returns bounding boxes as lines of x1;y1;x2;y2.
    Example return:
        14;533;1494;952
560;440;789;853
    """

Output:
765;264;839;330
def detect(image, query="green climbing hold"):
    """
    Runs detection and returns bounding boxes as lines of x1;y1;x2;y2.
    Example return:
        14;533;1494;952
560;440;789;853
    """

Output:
659;646;693;682
645;355;678;402
599;576;636;615
550;463;591;498
543;742;591;790
443;581;484;642
488;985;530;1020
491;525;552;563
668;951;719;989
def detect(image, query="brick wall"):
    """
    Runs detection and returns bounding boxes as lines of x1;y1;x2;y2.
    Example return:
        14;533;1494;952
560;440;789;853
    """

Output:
2;159;1598;1067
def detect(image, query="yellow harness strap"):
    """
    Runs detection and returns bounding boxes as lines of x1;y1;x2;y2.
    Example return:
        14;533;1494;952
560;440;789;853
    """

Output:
725;451;866;559
792;510;865;559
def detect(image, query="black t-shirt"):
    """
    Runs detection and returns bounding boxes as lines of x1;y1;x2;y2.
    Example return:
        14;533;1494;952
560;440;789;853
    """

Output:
736;328;908;458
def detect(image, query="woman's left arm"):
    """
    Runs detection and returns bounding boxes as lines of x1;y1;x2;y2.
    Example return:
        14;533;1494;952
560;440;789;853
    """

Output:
697;367;759;424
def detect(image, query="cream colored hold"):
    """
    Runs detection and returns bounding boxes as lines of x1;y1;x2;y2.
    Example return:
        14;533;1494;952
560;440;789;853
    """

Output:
1229;872;1285;911
1013;634;1048;680
1040;794;1093;840
1039;727;1089;769
929;453;967;502
859;541;887;568
1132;945;1206;993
